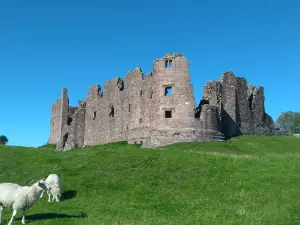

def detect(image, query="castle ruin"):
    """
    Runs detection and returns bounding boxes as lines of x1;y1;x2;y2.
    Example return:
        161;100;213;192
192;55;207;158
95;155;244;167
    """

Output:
48;53;274;151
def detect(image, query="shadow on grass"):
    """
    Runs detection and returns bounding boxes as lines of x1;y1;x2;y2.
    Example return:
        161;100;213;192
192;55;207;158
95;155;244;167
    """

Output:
21;212;87;223
61;190;77;201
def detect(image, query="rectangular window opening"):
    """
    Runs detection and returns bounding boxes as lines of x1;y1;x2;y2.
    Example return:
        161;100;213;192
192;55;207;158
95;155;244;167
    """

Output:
109;105;114;117
165;60;173;68
164;86;172;96
129;104;131;112
165;110;172;118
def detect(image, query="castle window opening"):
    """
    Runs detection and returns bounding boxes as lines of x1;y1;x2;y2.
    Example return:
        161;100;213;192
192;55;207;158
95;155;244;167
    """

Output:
109;105;114;117
139;118;142;124
150;90;153;99
248;94;253;110
165;59;172;68
129;104;131;112
67;116;72;125
165;110;172;118
140;90;143;97
164;86;173;96
93;111;96;120
62;132;68;148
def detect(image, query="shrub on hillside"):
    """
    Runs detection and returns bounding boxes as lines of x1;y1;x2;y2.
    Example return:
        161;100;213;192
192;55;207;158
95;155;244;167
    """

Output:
0;135;8;145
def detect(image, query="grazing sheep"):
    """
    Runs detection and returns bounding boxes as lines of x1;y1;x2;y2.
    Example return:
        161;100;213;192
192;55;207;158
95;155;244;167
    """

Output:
0;178;50;225
40;174;62;202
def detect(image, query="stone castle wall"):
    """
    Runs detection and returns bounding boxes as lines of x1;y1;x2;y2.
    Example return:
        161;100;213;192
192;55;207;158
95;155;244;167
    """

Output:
201;71;274;138
48;53;274;151
48;88;70;144
48;99;62;144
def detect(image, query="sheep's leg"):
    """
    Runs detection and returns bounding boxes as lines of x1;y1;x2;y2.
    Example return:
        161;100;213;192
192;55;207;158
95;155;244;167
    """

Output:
54;194;60;202
0;204;3;224
7;208;17;225
40;190;44;198
21;209;26;224
47;192;51;202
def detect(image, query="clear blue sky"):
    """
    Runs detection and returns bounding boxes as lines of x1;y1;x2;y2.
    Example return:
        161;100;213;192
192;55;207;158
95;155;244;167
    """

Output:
0;0;299;147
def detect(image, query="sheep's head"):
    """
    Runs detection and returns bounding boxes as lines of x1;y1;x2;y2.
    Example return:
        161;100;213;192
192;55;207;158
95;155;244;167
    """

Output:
37;178;51;191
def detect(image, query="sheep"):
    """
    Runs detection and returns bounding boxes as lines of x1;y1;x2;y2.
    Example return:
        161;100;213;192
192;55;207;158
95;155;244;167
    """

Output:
0;178;50;225
40;174;62;202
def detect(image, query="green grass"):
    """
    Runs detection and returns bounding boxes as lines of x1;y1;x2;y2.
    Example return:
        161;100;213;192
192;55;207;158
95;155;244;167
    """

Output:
1;135;300;224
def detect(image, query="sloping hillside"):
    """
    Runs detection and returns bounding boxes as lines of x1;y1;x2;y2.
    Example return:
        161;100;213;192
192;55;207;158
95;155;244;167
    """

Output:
0;135;300;225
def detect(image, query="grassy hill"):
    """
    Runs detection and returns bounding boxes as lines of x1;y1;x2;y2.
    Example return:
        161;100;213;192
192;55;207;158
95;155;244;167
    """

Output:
0;135;300;225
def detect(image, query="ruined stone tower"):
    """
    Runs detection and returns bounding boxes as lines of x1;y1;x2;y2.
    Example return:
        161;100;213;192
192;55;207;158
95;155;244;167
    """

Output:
48;88;69;144
151;54;196;130
48;53;274;151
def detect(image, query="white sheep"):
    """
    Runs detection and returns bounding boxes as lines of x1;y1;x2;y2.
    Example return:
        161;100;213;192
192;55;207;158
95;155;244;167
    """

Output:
0;178;50;225
40;174;62;202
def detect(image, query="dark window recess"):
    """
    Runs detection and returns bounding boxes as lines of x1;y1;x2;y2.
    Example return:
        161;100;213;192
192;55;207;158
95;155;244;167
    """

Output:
165;60;173;68
194;99;210;118
248;94;253;110
129;104;131;112
139;118;142;124
62;132;68;148
140;90;143;97
165;110;172;118
93;111;96;120
164;86;172;96
150;90;153;99
67;116;72;125
109;105;114;117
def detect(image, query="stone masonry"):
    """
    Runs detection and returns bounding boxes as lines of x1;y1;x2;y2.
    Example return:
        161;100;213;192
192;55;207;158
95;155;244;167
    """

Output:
48;53;274;151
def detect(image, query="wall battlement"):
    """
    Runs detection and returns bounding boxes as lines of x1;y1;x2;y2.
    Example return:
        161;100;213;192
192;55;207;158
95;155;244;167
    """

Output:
48;53;274;151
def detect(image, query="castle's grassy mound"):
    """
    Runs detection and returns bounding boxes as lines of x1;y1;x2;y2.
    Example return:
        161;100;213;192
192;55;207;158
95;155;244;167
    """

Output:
0;135;300;224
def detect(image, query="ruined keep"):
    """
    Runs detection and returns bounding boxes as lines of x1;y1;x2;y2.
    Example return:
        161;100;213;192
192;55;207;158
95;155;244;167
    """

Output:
48;53;274;151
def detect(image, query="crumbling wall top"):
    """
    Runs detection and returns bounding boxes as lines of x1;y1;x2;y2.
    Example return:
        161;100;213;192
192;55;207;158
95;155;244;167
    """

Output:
87;84;102;100
202;80;222;100
151;52;188;73
135;66;143;73
124;68;145;88
104;77;124;93
162;52;184;59
62;87;68;96
248;85;264;96
203;80;222;90
152;52;185;63
220;71;236;85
